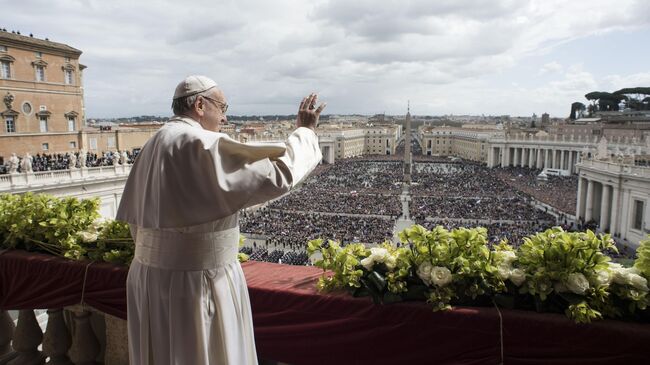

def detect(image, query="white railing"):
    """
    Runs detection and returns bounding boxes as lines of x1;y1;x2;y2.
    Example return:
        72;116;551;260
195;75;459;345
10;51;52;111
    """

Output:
0;165;132;193
579;160;650;178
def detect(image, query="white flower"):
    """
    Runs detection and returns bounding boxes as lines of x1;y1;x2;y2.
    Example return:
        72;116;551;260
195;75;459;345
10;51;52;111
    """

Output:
91;217;106;231
627;274;649;292
430;266;452;287
509;269;526;286
360;257;374;271
566;273;590;295
369;247;389;263
595;270;612;286
78;231;98;243
500;251;517;265
497;263;511;280
417;262;433;284
385;255;397;270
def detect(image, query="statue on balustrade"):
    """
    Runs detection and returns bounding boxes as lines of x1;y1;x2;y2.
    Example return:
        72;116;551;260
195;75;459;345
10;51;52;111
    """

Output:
21;153;33;173
79;150;87;168
111;151;120;166
120;150;129;165
69;153;77;169
7;153;19;174
596;137;609;161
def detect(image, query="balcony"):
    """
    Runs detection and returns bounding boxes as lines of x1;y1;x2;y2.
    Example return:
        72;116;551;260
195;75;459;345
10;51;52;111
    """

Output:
2;249;650;365
0;166;132;194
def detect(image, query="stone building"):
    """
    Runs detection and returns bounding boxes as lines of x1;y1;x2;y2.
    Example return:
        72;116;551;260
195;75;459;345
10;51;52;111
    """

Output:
0;30;85;158
419;125;497;162
576;159;650;247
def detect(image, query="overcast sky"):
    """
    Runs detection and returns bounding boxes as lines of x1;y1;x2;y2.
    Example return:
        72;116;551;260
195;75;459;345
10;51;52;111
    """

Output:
4;0;650;118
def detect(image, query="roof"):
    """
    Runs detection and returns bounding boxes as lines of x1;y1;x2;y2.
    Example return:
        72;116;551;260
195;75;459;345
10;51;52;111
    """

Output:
0;31;82;56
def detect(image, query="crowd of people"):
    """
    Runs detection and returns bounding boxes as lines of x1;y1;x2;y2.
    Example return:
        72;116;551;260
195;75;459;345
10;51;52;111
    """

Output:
494;167;578;215
239;154;581;265
240;209;395;246
268;189;402;216
0;150;138;174
410;196;555;222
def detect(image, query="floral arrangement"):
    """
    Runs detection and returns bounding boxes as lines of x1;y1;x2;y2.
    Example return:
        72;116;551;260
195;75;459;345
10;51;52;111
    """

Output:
308;224;650;323
0;193;248;265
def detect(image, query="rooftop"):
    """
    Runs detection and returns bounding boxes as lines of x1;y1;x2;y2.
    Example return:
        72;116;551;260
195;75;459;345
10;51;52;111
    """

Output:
0;29;82;56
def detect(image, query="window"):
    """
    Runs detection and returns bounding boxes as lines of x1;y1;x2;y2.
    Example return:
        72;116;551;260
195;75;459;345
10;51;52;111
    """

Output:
36;65;45;82
64;56;70;62
64;69;73;84
0;61;9;78
69;141;76;149
107;136;116;148
68;118;75;131
0;46;6;52
5;116;15;133
633;200;644;230
89;138;97;150
42;143;49;151
35;51;42;58
39;116;48;132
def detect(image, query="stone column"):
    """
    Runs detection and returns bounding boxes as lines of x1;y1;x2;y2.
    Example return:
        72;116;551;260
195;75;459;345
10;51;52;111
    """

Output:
585;180;594;222
600;184;611;231
576;177;584;220
610;186;620;235
43;309;73;365
0;310;14;357
560;150;565;170
552;149;557;169
10;310;44;365
568;150;574;174
528;148;535;168
69;311;100;365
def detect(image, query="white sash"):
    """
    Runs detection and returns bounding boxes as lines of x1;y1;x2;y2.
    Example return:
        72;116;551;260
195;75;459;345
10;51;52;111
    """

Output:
134;226;240;270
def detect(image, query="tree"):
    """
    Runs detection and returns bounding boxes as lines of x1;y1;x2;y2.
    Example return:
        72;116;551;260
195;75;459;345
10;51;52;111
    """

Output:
570;102;586;120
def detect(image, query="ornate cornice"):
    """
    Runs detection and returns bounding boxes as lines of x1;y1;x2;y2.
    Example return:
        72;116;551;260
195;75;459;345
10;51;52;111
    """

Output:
1;109;19;117
64;111;78;118
0;54;15;63
31;59;48;68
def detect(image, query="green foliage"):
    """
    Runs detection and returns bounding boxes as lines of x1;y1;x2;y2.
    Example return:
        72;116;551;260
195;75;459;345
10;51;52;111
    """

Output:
0;193;249;266
308;225;650;324
634;236;650;278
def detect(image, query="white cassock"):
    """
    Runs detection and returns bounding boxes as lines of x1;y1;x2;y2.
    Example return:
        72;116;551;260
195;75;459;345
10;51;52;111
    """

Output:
116;117;322;365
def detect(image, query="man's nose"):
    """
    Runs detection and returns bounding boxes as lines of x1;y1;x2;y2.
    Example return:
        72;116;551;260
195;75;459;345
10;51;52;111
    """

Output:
222;115;228;123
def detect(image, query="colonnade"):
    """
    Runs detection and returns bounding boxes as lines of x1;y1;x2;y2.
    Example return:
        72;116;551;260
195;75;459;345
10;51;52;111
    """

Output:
576;176;621;235
489;146;582;173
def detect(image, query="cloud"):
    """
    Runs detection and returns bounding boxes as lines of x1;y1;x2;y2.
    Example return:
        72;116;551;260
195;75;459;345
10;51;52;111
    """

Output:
2;0;649;117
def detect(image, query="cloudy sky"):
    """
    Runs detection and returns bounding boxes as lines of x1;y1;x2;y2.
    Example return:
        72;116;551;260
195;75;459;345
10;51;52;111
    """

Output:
4;0;650;118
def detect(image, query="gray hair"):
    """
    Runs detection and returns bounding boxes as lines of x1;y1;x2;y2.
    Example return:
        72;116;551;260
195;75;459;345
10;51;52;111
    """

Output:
171;91;210;116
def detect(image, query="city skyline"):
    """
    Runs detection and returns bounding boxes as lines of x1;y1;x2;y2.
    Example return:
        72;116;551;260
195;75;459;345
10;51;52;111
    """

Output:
4;0;650;118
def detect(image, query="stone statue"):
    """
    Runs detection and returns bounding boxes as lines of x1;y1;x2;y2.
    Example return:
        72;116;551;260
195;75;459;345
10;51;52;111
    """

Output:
69;153;77;169
120;150;129;165
7;153;19;174
21;153;33;173
112;151;120;165
79;150;87;168
3;92;14;109
596;137;609;160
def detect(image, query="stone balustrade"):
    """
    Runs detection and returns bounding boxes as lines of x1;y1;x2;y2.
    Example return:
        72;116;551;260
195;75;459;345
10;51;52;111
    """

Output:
0;307;127;365
0;165;132;194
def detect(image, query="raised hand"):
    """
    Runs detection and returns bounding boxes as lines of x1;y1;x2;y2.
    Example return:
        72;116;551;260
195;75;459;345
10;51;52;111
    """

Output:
297;93;326;130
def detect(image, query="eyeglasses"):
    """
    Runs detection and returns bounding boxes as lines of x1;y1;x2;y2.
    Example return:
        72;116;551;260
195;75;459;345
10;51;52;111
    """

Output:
201;95;228;113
